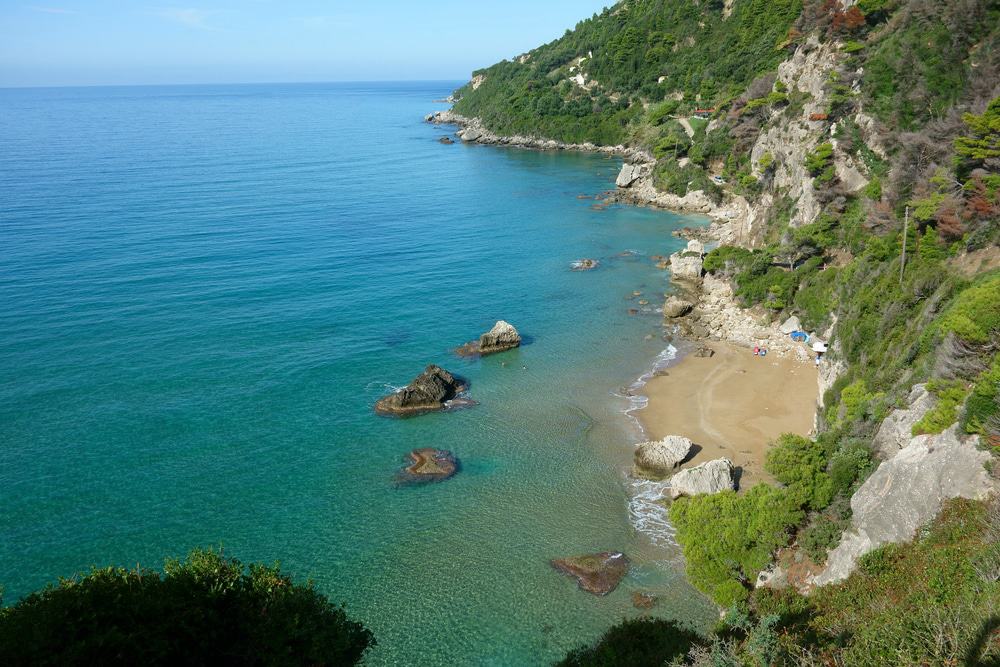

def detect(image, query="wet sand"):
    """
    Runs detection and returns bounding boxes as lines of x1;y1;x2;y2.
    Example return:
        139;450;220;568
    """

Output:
637;341;819;487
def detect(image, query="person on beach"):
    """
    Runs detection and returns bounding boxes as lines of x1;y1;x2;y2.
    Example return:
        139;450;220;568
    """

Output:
754;346;760;356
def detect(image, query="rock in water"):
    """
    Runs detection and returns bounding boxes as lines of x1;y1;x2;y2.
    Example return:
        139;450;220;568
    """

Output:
616;163;642;188
631;591;658;609
374;365;467;416
395;448;458;486
634;436;694;477
669;458;736;499
663;296;694;318
439;136;454;145
478;320;522;355
456;320;522;357
571;258;599;271
551;552;631;596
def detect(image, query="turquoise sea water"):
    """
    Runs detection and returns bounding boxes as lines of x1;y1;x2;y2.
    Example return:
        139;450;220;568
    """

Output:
0;82;716;664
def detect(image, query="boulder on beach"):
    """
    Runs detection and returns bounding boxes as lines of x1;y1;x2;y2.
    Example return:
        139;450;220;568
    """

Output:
457;320;522;357
571;259;600;271
779;315;802;335
634;436;693;477
669;458;736;499
395;448;458;486
551;552;631;596
374;365;467;416
693;345;715;358
663;296;694;318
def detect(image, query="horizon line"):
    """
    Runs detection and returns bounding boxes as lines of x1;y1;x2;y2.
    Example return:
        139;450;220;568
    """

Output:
0;78;468;91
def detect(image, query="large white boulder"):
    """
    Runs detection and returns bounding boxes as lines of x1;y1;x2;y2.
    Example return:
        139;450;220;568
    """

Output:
779;315;802;334
669;458;736;499
811;425;993;587
616;163;643;188
634;436;693;477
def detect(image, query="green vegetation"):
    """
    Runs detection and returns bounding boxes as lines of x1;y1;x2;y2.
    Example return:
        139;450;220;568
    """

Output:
937;272;1000;344
911;379;970;436
0;549;374;666
556;618;700;667
671;485;803;607
765;434;833;510
804;142;836;184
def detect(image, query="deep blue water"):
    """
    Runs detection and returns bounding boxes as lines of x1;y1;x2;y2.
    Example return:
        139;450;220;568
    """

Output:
0;82;715;665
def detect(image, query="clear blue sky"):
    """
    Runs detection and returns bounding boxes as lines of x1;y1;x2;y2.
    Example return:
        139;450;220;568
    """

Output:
0;1;613;87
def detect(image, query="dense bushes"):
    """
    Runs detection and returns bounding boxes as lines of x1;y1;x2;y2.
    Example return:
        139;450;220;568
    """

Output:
765;434;833;510
671;486;803;606
0;549;374;666
556;618;701;667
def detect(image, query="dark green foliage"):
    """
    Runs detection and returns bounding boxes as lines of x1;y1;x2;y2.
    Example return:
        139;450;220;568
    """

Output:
804;142;835;184
936;271;1000;344
0;549;374;667
828;440;876;496
765;434;834;510
671;486;804;606
964;353;1000;436
556;618;702;667
862;0;998;130
703;245;754;275
453;0;802;146
955;96;1000;177
799;511;849;564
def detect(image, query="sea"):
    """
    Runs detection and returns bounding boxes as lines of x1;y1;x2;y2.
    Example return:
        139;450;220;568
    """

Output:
0;81;717;665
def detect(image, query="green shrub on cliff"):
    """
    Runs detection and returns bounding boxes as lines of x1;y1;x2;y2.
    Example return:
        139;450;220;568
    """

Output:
764;433;834;510
556;618;702;667
0;549;374;666
671;486;803;606
936;272;1000;345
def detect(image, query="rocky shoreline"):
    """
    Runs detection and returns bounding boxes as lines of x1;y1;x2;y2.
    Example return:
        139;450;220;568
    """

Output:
426;110;746;227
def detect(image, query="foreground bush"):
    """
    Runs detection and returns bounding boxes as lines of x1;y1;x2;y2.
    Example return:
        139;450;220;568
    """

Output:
556;618;701;667
0;549;374;666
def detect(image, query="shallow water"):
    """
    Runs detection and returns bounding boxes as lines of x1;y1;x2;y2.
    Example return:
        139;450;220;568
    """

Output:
0;81;716;665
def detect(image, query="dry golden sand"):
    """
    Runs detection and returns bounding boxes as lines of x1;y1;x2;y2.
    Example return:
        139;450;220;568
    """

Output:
637;340;819;487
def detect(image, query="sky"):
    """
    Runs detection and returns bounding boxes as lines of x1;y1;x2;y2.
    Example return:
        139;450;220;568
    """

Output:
0;1;614;87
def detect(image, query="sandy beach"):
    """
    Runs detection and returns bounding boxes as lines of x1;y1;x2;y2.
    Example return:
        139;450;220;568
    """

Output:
637;340;819;487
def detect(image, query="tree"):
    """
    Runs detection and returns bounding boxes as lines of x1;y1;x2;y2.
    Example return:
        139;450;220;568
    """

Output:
0;549;374;666
765;434;834;510
954;96;1000;176
557;618;702;667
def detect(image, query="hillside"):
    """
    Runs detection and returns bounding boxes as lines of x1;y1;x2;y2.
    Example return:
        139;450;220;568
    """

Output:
449;0;1000;663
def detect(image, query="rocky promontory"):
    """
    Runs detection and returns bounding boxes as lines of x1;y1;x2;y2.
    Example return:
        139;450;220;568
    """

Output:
456;320;522;357
551;552;631;596
395;448;459;486
375;365;470;416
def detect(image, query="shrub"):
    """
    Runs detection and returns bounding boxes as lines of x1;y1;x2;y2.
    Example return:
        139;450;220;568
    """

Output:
963;354;1000;435
805;142;836;184
936;272;1000;344
0;549;374;666
911;379;969;435
671;486;803;607
765;434;834;510
556;618;702;667
704;245;755;275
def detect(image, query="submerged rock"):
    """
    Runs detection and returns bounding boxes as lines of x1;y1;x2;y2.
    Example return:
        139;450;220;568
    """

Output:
395;448;458;486
634;436;693;477
439;136;455;145
571;259;600;271
374;365;467;416
631;591;658;609
551;552;631;596
669;458;735;499
457;320;522;357
663;296;694;318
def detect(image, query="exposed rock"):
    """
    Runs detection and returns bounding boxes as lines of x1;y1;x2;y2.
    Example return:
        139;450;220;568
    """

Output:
459;127;483;142
872;384;936;459
634;436;694;477
571;258;599;271
395;448;458;486
663;296;694;318
631;591;658;609
439;136;454;145
779;315;802;335
551;552;631;596
478;320;521;355
811;425;993;587
375;365;468;416
755;564;788;590
669;250;703;281
616;163;643;188
686;239;705;256
669;458;736;499
693;345;715;358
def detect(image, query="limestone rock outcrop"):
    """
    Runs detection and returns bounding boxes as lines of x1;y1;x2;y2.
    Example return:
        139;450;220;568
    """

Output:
634;436;693;477
457;320;522;357
551;552;631;596
811;425;993;587
616;163;643;188
872;384;936;459
663;296;694;318
669;458;736;499
669;251;703;281
375;365;468;416
779;315;802;334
